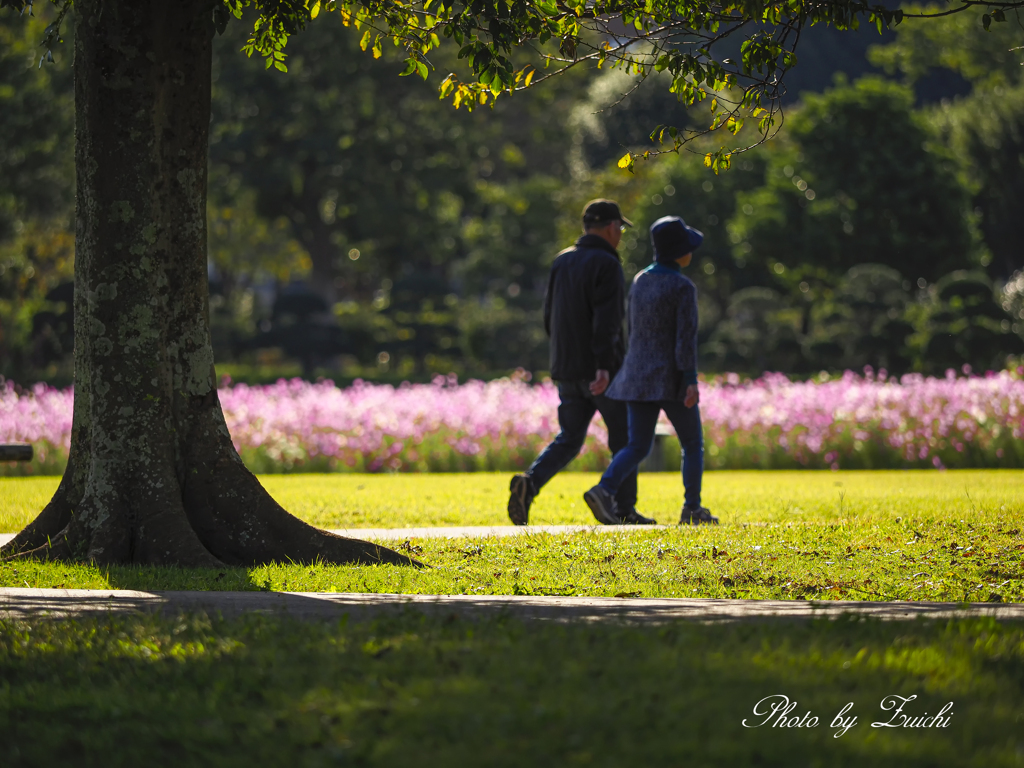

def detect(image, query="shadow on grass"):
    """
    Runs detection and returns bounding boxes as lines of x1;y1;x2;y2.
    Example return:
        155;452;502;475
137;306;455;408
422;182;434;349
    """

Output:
1;612;1022;767
99;564;262;593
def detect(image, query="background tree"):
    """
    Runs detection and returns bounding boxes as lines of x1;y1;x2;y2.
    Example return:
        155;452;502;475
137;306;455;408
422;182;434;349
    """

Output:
0;9;74;380
722;75;984;372
870;4;1024;279
922;270;1023;371
211;16;480;302
207;18;582;376
211;16;582;302
730;76;976;288
867;6;1024;365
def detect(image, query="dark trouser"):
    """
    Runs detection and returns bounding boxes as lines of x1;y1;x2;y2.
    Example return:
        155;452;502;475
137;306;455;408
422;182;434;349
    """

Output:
598;400;704;509
525;380;637;511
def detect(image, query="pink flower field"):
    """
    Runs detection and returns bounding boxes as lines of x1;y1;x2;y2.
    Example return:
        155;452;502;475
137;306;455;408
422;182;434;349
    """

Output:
3;369;1023;475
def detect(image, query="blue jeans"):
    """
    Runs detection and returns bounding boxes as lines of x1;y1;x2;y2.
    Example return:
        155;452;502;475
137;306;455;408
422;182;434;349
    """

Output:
525;380;637;511
599;400;703;508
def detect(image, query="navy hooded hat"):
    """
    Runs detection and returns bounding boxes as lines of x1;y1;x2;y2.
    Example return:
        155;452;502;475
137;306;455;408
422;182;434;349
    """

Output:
650;215;703;263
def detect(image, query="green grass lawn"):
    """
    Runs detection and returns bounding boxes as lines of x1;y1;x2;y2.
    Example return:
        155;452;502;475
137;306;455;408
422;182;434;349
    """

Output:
5;469;1024;530
1;612;1022;767
2;471;1022;602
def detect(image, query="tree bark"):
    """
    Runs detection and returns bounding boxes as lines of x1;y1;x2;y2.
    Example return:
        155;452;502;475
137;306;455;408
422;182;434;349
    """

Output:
1;0;414;569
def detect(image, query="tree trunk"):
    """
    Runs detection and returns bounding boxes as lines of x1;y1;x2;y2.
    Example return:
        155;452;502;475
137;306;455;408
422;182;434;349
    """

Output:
1;0;414;569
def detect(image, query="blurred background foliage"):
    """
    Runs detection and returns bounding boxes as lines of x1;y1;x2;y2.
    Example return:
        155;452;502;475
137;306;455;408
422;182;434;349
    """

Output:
2;5;1023;386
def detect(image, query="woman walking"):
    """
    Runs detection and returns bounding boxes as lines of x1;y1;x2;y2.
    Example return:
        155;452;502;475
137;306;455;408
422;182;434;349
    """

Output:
583;215;719;526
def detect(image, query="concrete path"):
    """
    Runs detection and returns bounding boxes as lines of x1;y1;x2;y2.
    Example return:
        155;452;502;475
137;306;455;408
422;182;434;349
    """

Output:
1;587;1022;624
0;525;666;548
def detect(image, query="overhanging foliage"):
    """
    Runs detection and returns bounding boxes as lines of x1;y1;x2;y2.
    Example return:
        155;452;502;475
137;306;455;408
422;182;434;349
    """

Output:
5;0;1024;172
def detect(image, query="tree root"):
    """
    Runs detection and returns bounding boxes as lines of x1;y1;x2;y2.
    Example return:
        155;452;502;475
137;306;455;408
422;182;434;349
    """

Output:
181;446;419;567
0;467;77;561
2;442;419;569
1;471;76;558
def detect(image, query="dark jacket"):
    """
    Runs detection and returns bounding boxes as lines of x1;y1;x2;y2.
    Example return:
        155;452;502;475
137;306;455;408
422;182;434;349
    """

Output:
606;262;698;402
543;234;626;381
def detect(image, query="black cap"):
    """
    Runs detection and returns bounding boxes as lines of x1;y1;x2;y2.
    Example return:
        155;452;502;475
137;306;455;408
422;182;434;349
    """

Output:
582;199;633;228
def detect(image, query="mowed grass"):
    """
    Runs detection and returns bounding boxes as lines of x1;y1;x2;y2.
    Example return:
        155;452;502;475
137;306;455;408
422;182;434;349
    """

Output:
1;471;1022;602
1;612;1023;767
5;469;1024;530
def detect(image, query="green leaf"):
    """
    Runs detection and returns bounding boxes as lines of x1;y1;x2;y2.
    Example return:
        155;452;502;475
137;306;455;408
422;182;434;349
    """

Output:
439;74;457;97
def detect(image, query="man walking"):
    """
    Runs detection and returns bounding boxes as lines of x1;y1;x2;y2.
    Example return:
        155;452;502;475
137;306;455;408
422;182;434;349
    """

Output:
507;199;654;526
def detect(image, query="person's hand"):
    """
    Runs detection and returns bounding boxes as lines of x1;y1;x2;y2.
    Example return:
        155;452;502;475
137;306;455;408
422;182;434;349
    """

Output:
589;369;610;396
684;383;699;408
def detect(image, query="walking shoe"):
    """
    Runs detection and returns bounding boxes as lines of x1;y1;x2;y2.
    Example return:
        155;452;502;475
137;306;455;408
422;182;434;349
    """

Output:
679;505;718;525
619;508;658;525
508;474;536;526
583;485;621;525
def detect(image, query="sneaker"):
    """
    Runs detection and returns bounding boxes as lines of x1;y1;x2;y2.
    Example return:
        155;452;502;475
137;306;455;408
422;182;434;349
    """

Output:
508;474;536;526
583;485;620;525
619;508;658;525
679;505;719;525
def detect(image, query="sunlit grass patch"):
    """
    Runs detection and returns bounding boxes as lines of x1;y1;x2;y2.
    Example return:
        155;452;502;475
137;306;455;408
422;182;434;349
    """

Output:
249;469;1024;528
4;470;1024;532
0;476;61;534
2;516;1021;603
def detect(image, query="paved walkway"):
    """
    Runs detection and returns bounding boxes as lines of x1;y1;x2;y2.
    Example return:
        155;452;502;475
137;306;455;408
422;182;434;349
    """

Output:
1;588;1022;624
0;525;666;548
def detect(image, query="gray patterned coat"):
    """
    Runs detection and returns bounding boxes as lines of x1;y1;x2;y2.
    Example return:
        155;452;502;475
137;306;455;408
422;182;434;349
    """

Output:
606;263;698;402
